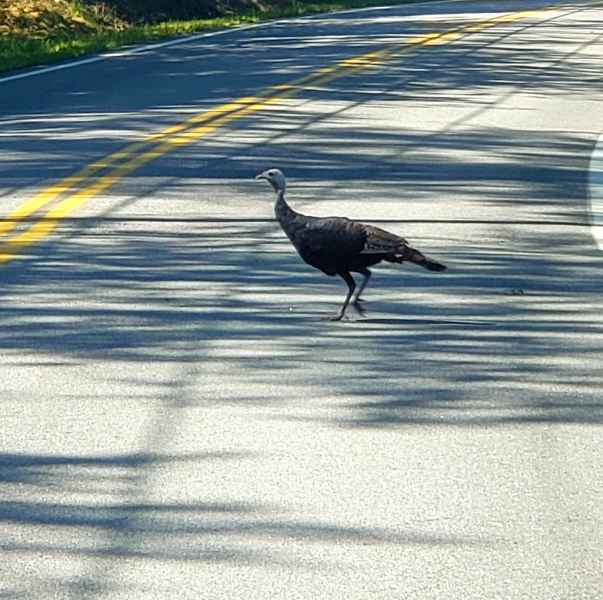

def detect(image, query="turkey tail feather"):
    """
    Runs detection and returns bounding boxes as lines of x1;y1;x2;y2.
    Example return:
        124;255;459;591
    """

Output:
389;246;447;272
420;257;447;272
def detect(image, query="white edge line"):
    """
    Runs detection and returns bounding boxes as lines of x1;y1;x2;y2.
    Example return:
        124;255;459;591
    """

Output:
0;23;263;85
0;0;474;85
588;133;603;250
306;0;470;18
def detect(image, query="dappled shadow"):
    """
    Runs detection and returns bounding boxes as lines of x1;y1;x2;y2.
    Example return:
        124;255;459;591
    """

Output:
2;208;601;594
1;214;601;419
1;0;600;186
0;445;482;598
1;1;603;596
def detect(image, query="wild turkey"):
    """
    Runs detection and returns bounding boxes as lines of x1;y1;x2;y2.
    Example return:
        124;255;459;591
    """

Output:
255;168;446;321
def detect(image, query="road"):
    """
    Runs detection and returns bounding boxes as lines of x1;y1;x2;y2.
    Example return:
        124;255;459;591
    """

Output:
1;1;602;598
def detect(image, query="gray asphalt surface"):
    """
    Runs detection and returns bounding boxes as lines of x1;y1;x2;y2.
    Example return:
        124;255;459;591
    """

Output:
1;1;602;598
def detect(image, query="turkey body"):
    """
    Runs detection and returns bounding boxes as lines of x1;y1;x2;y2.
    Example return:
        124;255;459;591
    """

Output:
257;169;446;320
278;206;404;275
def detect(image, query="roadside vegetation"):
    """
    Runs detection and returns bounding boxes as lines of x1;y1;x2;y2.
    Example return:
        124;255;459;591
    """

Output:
0;0;428;73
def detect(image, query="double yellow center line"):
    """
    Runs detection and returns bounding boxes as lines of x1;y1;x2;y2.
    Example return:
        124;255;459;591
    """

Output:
0;7;548;265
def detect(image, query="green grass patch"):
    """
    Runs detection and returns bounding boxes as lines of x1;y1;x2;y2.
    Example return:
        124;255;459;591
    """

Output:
0;16;254;72
0;0;434;74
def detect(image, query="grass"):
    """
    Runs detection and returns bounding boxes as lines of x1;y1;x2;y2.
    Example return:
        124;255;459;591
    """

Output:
0;16;252;73
0;0;434;74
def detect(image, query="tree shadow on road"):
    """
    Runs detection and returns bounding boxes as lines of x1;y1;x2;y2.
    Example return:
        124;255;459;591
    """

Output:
0;444;484;599
2;208;600;595
1;2;603;596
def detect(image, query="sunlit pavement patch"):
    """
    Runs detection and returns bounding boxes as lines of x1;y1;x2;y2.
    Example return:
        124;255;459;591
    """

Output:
590;133;603;250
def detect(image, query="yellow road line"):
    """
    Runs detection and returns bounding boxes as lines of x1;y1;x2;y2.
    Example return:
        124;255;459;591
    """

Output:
0;97;294;239
0;95;293;263
0;6;551;265
0;64;342;243
0;148;133;237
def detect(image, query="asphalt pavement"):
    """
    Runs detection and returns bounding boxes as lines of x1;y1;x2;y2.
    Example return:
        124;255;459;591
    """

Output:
0;1;602;598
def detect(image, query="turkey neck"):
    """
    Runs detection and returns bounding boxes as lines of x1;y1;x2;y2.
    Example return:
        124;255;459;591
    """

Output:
274;189;299;227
